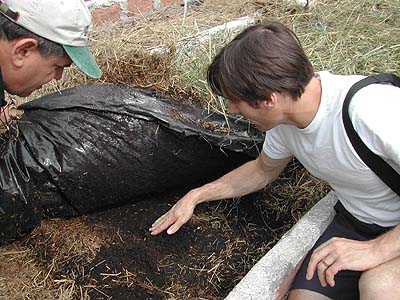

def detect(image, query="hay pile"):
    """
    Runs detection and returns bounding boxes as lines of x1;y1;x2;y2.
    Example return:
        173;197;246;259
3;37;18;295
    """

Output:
1;0;399;299
22;0;262;106
22;0;400;105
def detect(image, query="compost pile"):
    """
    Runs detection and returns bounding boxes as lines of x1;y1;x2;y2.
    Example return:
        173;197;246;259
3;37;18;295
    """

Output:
0;84;262;244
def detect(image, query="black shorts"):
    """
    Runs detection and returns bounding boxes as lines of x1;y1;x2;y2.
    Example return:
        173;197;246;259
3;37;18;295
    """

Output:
290;201;393;300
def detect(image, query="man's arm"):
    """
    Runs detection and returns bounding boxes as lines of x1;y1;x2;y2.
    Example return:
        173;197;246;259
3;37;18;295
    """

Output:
149;152;292;235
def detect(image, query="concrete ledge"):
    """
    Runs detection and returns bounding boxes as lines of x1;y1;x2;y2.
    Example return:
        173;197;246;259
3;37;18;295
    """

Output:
225;191;337;300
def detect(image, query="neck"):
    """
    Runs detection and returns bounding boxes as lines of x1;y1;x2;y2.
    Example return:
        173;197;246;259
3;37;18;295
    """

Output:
286;76;322;129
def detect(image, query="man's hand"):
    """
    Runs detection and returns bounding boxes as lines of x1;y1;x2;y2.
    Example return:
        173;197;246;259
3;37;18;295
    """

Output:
149;191;197;235
306;237;382;288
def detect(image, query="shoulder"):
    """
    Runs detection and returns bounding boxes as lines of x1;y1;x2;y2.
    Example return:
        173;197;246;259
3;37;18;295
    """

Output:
350;83;400;123
317;71;365;87
318;71;366;108
350;83;400;160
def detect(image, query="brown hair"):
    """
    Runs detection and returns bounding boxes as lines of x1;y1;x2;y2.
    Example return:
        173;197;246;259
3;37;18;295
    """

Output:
207;21;314;105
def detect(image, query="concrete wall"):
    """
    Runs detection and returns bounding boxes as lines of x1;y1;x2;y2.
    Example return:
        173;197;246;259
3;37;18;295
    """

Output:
84;0;183;26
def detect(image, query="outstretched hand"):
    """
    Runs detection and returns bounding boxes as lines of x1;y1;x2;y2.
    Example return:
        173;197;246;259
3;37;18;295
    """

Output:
149;192;197;235
306;237;382;288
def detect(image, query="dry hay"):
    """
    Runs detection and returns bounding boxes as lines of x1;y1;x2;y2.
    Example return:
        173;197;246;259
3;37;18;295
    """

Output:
0;218;106;300
19;0;400;108
20;0;262;105
269;0;400;75
1;0;399;299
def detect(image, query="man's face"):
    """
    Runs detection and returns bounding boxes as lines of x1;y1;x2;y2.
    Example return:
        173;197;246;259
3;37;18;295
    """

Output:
5;50;72;97
228;99;282;132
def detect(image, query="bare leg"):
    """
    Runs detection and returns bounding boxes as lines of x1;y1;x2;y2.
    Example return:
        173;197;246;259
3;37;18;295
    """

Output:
359;256;400;300
288;289;332;300
274;256;307;300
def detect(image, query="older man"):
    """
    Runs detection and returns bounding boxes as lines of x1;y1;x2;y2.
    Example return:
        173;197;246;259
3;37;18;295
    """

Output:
0;0;101;105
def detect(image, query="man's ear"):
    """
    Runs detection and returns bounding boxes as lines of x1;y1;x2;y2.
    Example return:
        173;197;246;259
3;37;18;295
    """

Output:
263;92;278;109
10;38;39;68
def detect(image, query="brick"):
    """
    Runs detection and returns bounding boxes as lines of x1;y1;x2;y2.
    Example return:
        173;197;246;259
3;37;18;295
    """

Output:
127;0;153;15
91;4;121;26
161;0;182;5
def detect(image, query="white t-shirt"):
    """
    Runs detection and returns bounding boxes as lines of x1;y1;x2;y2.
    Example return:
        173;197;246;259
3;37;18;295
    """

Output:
263;71;400;227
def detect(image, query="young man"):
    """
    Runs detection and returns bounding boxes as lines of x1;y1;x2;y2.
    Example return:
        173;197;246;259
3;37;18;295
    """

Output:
0;0;101;105
150;21;400;299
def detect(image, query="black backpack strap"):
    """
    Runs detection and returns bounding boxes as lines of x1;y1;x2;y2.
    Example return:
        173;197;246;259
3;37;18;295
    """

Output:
342;73;400;196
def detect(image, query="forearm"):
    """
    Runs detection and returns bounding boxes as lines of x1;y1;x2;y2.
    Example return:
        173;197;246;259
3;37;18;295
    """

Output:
190;154;291;206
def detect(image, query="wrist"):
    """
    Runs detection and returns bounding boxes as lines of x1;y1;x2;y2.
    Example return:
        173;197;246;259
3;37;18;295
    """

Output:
373;229;400;263
189;183;219;206
185;187;206;207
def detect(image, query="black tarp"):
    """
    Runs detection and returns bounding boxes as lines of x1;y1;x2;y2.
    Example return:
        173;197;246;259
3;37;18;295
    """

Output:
0;84;264;244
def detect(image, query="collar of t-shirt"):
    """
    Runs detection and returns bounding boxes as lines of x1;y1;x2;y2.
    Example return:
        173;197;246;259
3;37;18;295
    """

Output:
298;71;329;134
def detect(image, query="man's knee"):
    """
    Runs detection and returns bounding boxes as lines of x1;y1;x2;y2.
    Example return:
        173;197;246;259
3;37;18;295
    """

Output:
359;260;400;298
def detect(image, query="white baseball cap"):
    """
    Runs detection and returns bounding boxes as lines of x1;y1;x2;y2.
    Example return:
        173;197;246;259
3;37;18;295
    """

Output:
0;0;102;79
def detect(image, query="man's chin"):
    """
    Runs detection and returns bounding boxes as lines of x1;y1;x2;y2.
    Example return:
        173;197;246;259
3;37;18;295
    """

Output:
15;90;35;98
254;125;267;133
5;88;31;98
8;85;41;97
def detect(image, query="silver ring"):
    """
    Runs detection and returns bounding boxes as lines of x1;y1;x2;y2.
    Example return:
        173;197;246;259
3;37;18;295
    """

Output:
322;260;330;268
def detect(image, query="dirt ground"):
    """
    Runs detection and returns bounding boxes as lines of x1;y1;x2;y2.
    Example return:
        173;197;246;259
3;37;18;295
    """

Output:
0;158;327;300
68;191;285;300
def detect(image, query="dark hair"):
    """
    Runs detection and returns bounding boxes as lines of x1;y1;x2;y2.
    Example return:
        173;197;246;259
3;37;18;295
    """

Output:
0;13;65;57
207;20;314;105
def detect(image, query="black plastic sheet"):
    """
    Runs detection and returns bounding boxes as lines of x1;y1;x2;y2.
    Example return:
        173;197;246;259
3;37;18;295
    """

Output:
0;84;264;244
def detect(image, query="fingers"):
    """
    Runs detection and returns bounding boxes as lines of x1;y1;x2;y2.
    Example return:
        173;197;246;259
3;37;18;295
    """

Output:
149;200;195;236
149;214;167;235
306;242;330;281
324;260;340;287
307;255;338;288
316;258;331;287
149;210;177;235
165;219;185;235
307;238;344;288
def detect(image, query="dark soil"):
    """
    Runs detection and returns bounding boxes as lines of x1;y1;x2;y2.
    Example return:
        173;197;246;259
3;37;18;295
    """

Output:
83;190;284;300
20;161;326;300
